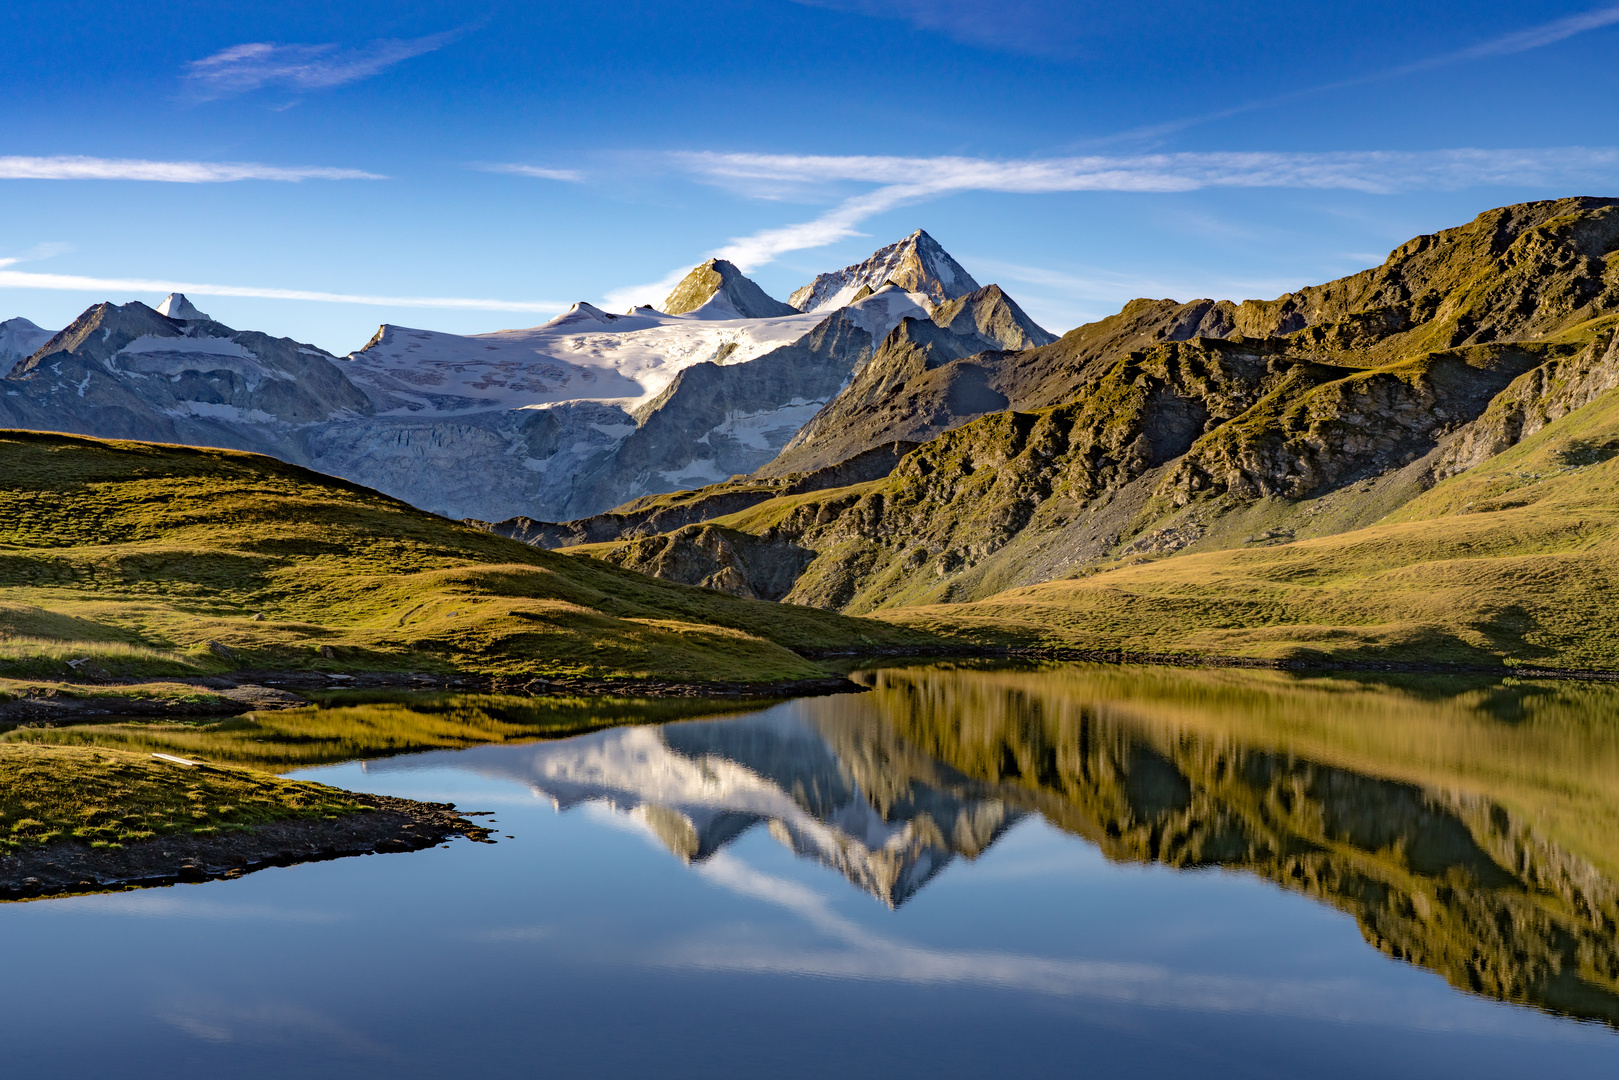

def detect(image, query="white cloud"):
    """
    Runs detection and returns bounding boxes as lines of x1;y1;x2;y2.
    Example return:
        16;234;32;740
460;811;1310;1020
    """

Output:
184;31;460;99
1406;3;1619;68
601;266;693;313
479;163;586;183
676;147;1619;199
674;852;1518;1033
0;269;565;314
0;155;381;182
622;145;1619;294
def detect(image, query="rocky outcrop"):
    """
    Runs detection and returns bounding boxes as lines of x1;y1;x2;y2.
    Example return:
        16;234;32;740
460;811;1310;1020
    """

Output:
661;259;797;318
790;228;979;311
760;284;1056;475
594;523;817;600
1432;327;1619;480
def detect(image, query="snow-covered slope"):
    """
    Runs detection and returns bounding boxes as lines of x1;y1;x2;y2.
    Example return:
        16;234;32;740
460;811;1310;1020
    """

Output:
789;229;979;312
370;706;1023;906
342;302;826;416
0;317;55;368
154;292;209;321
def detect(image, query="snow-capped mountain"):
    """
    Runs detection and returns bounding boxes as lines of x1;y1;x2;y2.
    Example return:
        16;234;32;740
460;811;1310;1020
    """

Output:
343;300;824;415
0;233;1037;523
368;705;1023;907
789;229;979;312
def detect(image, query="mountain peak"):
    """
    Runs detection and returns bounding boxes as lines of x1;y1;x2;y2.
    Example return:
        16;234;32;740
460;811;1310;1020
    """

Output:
661;258;797;319
543;301;620;329
789;230;980;313
156;293;209;321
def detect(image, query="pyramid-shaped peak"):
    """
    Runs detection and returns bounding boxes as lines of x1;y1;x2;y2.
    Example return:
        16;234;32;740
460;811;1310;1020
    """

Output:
789;230;979;313
543;301;621;329
661;258;797;319
156;293;209;321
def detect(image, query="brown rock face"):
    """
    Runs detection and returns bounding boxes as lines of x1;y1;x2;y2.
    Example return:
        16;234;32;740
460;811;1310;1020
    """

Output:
789;229;980;311
660;259;797;318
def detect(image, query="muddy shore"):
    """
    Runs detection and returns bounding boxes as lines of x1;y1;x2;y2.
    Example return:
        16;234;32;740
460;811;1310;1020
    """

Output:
0;793;493;902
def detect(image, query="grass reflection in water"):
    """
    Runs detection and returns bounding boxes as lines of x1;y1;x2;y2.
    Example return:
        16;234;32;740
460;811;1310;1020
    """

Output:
0;690;765;769
835;663;1619;1029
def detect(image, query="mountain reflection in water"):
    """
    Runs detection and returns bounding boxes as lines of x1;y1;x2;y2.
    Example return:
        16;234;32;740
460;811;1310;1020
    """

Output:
374;663;1619;1028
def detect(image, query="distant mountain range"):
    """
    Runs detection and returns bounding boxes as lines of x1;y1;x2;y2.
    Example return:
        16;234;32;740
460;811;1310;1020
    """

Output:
0;229;1016;522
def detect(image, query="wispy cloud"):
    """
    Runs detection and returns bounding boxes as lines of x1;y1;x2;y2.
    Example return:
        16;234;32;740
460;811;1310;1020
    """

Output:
477;163;586;183
661;146;1619;273
184;30;462;100
1109;5;1619;144
0;155;380;182
0;269;565;314
674;852;1517;1033
790;0;1084;57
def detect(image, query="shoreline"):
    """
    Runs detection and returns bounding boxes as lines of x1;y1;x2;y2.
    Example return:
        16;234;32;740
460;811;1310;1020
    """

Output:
5;649;1616;730
0;792;493;902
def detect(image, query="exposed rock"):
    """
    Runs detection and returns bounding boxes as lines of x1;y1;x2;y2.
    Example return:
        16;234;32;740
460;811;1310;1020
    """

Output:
761;284;1057;475
596;523;817;600
662;259;797;318
790;229;979;311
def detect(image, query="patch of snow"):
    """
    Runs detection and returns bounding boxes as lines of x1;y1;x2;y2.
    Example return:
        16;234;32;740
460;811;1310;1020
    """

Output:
119;335;257;359
156;293;209;321
702;399;828;452
165;401;279;424
0;316;54;364
658;458;730;488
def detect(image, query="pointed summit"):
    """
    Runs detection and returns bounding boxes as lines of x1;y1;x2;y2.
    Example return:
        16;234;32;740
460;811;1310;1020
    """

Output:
789;230;979;313
661;259;797;318
156;293;209;321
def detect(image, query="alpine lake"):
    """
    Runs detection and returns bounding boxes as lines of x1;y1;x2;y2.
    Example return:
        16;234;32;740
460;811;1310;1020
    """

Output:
4;661;1618;1078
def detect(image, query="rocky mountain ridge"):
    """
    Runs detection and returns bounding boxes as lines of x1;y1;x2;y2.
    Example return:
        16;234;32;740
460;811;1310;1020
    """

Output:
528;197;1619;616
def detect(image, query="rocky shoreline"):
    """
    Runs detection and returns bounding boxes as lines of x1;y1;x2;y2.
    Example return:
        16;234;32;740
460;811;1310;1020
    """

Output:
0;792;493;902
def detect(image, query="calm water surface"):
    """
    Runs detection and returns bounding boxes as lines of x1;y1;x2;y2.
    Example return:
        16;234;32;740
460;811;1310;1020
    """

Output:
3;664;1618;1077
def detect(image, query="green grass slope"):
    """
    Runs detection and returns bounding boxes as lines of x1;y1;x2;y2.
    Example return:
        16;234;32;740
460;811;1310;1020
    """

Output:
881;383;1619;671
0;431;925;685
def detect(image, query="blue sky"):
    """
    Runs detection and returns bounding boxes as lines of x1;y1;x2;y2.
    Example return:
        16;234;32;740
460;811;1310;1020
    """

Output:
3;1;1619;352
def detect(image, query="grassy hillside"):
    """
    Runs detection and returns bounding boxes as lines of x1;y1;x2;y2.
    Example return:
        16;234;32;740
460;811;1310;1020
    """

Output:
882;380;1619;670
0;431;926;686
558;199;1619;627
0;743;361;851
